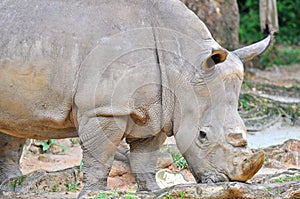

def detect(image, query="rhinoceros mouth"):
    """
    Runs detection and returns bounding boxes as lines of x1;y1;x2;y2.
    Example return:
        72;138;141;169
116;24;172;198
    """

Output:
190;168;229;183
189;167;201;183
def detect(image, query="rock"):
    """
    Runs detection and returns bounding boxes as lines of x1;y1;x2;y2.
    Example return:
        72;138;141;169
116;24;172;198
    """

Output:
37;155;57;163
2;168;300;199
109;160;131;177
28;144;42;154
265;159;287;169
262;139;300;167
108;151;174;190
108;160;136;190
7;139;300;198
249;168;300;184
0;167;82;194
156;169;190;188
157;151;173;169
285;189;300;199
107;173;136;190
89;179;300;199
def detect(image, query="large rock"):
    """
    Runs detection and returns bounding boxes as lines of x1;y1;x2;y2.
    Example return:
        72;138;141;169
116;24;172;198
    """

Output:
2;168;299;199
263;139;300;167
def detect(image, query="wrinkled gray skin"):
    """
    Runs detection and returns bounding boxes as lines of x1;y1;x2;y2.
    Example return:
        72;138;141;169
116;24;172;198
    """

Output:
0;0;271;197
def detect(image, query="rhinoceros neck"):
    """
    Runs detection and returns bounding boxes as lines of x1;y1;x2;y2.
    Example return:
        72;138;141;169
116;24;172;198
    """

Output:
149;0;219;135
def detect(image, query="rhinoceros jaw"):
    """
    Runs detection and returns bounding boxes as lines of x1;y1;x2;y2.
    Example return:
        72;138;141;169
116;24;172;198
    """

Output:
190;167;229;184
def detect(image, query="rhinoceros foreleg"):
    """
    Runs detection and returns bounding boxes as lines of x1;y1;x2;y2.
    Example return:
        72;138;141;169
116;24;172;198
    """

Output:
0;133;25;189
77;116;123;196
127;133;166;191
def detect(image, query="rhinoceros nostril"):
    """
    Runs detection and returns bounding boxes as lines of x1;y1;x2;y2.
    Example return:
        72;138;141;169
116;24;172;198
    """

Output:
227;132;247;147
228;133;243;140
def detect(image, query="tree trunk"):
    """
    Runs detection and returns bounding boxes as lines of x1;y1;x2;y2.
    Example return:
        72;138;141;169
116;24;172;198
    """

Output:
181;0;239;50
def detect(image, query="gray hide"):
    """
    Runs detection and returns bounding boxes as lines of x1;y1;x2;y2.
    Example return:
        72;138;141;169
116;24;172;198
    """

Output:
0;0;272;197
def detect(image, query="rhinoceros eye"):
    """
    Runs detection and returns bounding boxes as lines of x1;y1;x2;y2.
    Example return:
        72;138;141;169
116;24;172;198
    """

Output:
202;49;227;72
199;131;207;139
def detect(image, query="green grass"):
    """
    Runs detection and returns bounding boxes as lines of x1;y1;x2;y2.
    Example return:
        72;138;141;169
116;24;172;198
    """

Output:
65;178;77;192
239;94;256;111
96;193;117;199
179;191;186;199
164;193;174;199
52;184;59;192
40;139;56;152
273;176;300;183
70;138;80;145
263;186;271;192
166;147;188;169
8;176;24;190
125;194;136;199
40;139;68;153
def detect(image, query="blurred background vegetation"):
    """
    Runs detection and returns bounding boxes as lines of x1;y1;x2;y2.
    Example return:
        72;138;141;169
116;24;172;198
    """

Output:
238;0;300;68
182;0;300;68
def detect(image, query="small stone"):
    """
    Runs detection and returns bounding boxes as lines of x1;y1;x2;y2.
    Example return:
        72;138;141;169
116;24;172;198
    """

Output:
157;152;173;169
109;160;131;177
265;159;287;169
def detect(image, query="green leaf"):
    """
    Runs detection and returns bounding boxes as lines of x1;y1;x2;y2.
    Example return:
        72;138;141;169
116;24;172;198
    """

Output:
41;141;50;152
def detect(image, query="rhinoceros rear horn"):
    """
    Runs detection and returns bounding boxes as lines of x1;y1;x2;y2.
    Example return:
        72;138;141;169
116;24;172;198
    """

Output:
233;33;274;63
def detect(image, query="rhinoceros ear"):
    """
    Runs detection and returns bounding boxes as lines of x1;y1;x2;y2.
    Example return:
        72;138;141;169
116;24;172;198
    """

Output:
201;49;227;72
233;34;274;63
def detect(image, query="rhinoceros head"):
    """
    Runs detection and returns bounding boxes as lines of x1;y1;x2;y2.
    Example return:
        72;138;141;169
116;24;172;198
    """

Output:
169;34;273;183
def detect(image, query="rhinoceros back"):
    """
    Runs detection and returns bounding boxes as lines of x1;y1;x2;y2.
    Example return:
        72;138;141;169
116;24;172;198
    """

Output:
0;0;162;139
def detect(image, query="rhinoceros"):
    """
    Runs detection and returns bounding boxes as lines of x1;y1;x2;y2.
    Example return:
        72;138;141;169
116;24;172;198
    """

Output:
0;0;272;197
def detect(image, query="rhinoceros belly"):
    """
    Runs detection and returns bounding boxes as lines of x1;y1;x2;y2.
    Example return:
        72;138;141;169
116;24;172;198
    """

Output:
0;59;77;139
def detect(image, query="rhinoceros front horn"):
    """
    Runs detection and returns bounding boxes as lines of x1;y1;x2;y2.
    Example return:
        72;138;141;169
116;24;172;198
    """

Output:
233;33;274;63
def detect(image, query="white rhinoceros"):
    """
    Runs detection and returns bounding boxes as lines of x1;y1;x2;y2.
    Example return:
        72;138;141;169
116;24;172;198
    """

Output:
0;0;272;197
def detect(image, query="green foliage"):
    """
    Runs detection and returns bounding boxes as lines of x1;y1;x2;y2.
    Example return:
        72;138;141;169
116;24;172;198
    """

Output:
264;155;269;163
67;182;77;192
238;0;300;45
96;193;117;199
164;193;174;199
65;178;77;192
263;186;271;192
179;191;186;199
9;180;17;190
238;0;263;44
40;139;56;152
52;184;59;192
79;160;83;172
276;1;300;45
239;93;256;111
17;176;24;185
125;194;136;199
260;46;300;67
274;176;300;183
40;139;68;153
167;148;188;169
70;138;80;145
94;191;138;199
8;176;24;191
163;192;186;199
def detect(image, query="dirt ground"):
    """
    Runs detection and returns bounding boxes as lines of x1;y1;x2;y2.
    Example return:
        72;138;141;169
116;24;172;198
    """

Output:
21;139;82;176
